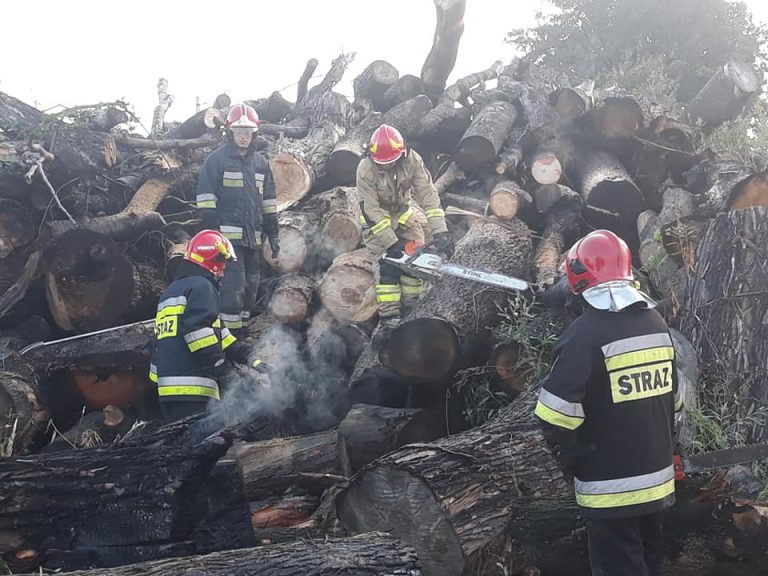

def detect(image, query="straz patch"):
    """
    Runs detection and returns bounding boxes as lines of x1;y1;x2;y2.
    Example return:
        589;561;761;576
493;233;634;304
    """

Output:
155;316;178;339
602;334;675;404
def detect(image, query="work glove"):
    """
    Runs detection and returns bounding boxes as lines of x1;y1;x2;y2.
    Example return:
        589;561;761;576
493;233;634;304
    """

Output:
385;239;407;260
204;359;230;382
263;214;280;258
250;358;272;374
225;341;252;366
432;232;454;259
268;233;280;259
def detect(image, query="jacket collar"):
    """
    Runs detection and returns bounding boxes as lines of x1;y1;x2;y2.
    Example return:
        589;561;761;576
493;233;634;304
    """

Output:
174;260;218;286
582;280;656;312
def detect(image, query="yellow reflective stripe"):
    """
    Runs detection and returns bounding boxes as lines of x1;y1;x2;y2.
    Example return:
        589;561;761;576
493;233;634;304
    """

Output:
263;206;277;214
401;285;423;295
375;285;401;292
223;319;243;329
576;478;675;509
157;305;185;319
222;231;244;240
197;200;217;209
158;386;220;400
371;218;392;235
359;215;368;226
674;397;683;412
377;294;401;302
148;371;158;383
252;359;263;368
605;346;675;372
187;334;219;352
223;178;244;187
398;208;414;224
375;283;402;302
221;333;236;349
534;401;585;430
425;208;445;219
213;319;221;328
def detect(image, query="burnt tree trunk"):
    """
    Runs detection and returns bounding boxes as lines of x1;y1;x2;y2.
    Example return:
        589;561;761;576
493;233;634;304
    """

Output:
383;95;434;139
0;352;49;455
299;187;362;261
0;91;42;136
318;248;377;324
681;207;768;404
326;110;383;186
636;210;685;303
353;60;400;111
686;157;768;216
549;81;594;121
532;187;582;287
167;108;223;140
687;62;761;130
381;220;532;383
421;0;467;99
251;91;294;124
227;430;351;499
269;274;316;324
382;74;427;110
25;532;423;576
455;101;518;172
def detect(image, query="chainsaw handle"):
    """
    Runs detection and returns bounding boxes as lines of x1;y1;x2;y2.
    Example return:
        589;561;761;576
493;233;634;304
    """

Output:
673;453;684;481
403;239;438;265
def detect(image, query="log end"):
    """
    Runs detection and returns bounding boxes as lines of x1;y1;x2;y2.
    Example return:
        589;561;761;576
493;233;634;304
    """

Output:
262;227;307;273
454;136;497;172
728;172;768;211
490;342;529;397
321;213;361;258
531;152;563;185
271;153;313;212
72;370;151;409
550;88;588;120
381;318;459;381
326;150;361;187
319;261;376;324
592;97;644;138
270;288;310;324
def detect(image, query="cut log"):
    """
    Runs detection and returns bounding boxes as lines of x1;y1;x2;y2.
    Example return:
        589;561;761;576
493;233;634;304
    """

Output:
0;199;34;258
269;273;316;324
272;92;349;211
488;180;531;221
589;94;645;139
251;91;294;124
167;108;224;139
353;60;400;111
0;430;233;573
326;110;383;186
657;186;702;266
681;207;768;403
569;149;645;243
687;62;761;130
0;91;42;136
227;429;351;499
318;248;377;324
532;187;582;287
636;210;684;303
434;162;466;195
381;219;532;383
383;95;434;139
529;146;563;185
443;192;487;215
68;369;152;411
548;81;594;121
454;100;518;172
114;133;219;150
421;0;467;99
262;211;319;273
338;403;450;471
46;405;133;450
42;229;135;332
685;156;768;216
349;337;409;408
27;532;423;576
306;307;370;373
494;129;525;177
382;74;427;110
299;187;362;261
489;341;529;396
0;353;49;455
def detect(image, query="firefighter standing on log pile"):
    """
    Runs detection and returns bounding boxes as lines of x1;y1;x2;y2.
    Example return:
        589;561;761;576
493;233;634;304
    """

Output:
356;124;453;343
149;230;268;423
534;230;683;576
196;103;280;338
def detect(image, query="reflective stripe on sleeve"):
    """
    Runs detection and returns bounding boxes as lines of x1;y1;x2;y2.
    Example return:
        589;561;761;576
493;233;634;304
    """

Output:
601;334;673;359
535;401;585;430
196;193;217;209
425;208;445;220
375;284;401;303
371;218;392;235
574;465;675;509
221;312;243;330
157;296;187;317
221;327;236;349
262;198;277;215
220;225;244;240
184;327;219;352
149;363;158;383
398;208;414;224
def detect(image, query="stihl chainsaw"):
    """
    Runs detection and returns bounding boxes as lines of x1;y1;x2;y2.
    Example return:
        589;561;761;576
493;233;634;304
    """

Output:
381;240;530;292
674;443;768;480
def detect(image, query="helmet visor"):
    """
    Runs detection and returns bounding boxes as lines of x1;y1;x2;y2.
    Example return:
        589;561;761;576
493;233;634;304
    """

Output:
231;126;257;135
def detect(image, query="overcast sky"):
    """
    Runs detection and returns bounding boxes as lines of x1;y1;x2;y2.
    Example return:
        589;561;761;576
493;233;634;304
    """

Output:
2;0;767;129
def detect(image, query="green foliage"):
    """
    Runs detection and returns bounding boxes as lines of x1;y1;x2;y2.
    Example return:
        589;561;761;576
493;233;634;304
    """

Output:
705;99;768;168
453;294;559;427
508;0;768;100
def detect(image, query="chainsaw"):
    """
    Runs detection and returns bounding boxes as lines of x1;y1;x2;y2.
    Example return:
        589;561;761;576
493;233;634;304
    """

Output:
381;240;531;292
674;443;768;480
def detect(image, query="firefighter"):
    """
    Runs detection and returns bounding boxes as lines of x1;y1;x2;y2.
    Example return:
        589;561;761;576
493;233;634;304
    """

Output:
196;103;279;337
149;229;266;423
534;230;683;576
356;124;452;341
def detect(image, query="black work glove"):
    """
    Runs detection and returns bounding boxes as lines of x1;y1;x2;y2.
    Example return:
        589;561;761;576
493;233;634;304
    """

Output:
263;214;279;258
204;359;230;381
268;233;280;259
432;232;454;258
385;239;407;259
225;341;252;366
250;358;272;374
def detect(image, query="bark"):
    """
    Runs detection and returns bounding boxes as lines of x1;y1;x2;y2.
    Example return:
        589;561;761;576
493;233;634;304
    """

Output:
421;0;467;99
0;251;41;322
349;338;409;409
306;307;370;373
0;353;49;455
227;430;351;499
0;91;42;136
150;78;173;136
434;162;466;195
636;210;685;303
296;58;319;104
0;199;34;258
45;405;133;450
250;494;319;530
338;403;450;471
251;91;294;124
686;156;768;216
262;211;319;273
299;186;362;261
680;207;768;404
382;74;427;111
494;129;525;177
289;52;355;125
383;95;434;139
381;220;532;383
0;431;235;573
454;100;518;172
443;193;487;215
488;180;531;221
114;133;219;150
687;62;761;130
532;187;582;287
657;186;703;267
353;60;400;111
548;81;594;121
22;532;423;576
272;92;349;211
42;229;135;332
326;110;383;186
167;108;224;140
269;273;316;324
318;248;377;324
589;93;645;139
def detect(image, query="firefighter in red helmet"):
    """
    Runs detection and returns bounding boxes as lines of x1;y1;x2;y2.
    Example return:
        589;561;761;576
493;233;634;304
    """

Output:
195;103;279;337
356;124;453;343
534;230;682;576
149;230;267;423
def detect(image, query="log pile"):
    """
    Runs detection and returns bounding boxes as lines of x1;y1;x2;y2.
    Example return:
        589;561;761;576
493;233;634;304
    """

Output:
2;2;768;574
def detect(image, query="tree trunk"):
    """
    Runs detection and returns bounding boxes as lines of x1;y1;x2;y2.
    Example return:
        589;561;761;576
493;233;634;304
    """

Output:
532;187;582;287
306;307;370;373
0;353;49;455
636;210;685;303
589;94;645;139
272;92;349;211
349;337;409;409
251;91;294;124
381;220;532;383
0;199;34;259
45;405;134;450
687;62;761;130
262;211;319;273
167;108;223;140
326;111;383;186
656;186;702;267
227;430;351;500
686;156;768;216
150;78;173;136
296;58;319;104
680;207;768;404
42;229;135;332
383;95;434;139
269;274;316;324
494;129;525;177
455;101;518;172
353;60;400;111
299;187;362;261
318;248;377;324
25;532;423;576
382;74;427;111
549;81;594;121
0;431;235;573
421;0;467;99
0;91;42;136
443;193;487;215
338;403;451;471
434;162;466;195
488;180;531;220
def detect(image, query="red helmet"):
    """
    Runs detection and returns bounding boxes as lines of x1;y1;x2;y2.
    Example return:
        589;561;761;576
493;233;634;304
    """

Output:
565;230;633;294
226;103;261;131
368;124;406;165
185;230;236;278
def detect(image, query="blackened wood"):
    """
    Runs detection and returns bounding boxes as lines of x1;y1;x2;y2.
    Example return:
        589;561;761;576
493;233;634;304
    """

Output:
455;101;518;172
167;108;223;140
686;156;768;216
421;0;467;99
382;74;427;110
251;91;293;124
688;62;761;130
434;162;466;195
0;199;33;258
353;60;400;111
326;110;383;186
383;95;434;139
636;210;685;303
0;352;49;455
0;91;42;136
296;58;319;104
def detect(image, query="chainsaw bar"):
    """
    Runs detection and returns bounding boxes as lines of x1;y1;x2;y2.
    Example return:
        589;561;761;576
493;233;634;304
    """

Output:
683;443;768;475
